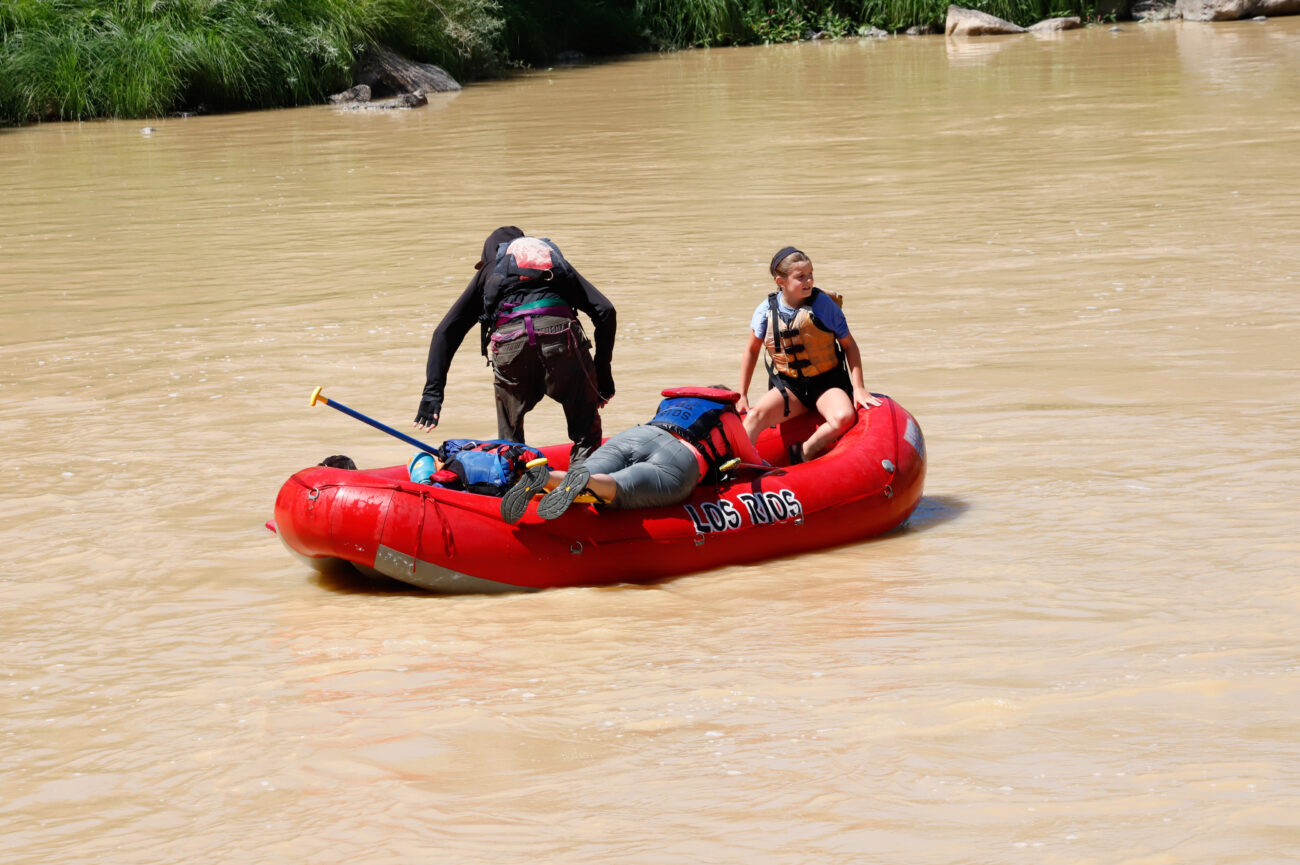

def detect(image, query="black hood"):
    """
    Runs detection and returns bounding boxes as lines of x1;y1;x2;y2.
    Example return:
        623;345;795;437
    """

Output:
476;226;525;270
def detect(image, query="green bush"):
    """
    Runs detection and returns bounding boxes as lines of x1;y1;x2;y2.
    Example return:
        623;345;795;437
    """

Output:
635;0;748;49
0;0;505;122
744;5;809;42
647;2;871;48
382;0;506;78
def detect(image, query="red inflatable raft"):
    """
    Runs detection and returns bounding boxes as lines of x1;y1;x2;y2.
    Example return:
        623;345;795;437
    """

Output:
269;396;925;593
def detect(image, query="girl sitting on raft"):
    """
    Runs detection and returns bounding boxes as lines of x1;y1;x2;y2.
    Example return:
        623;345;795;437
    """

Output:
737;246;882;463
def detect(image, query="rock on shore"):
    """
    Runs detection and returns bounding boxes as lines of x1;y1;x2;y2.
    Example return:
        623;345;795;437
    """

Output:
944;6;1083;34
1176;0;1300;19
1029;16;1084;30
945;6;1026;34
946;0;1295;30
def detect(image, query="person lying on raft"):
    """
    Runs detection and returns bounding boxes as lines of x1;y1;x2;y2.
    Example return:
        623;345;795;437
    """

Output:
737;246;882;464
499;386;764;523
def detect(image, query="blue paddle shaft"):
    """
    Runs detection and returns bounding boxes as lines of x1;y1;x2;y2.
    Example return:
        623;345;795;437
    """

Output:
320;396;439;456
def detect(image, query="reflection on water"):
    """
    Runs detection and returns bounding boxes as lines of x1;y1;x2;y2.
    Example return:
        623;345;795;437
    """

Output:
944;33;1021;64
3;18;1299;865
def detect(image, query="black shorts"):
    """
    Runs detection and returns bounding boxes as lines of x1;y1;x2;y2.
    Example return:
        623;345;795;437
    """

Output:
771;365;851;415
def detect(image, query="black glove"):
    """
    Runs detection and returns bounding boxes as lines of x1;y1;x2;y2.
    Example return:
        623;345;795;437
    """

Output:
414;397;441;428
596;366;615;404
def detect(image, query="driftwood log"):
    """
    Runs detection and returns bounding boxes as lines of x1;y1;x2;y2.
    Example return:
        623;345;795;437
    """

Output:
356;46;461;97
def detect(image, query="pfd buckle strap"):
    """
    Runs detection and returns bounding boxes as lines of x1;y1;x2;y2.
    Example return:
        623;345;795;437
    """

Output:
496;303;573;322
507;265;554;282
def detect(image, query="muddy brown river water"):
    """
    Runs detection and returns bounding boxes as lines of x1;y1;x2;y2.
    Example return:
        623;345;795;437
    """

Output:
2;19;1298;864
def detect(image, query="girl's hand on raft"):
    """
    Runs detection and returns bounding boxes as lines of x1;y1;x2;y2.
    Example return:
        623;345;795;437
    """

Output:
736;393;750;415
854;388;883;409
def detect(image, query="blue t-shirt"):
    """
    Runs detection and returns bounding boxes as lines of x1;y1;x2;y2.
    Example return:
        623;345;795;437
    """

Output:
750;291;850;341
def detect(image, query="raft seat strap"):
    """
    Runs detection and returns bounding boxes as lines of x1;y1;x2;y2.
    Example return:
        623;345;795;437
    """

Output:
411;493;429;574
429;496;455;558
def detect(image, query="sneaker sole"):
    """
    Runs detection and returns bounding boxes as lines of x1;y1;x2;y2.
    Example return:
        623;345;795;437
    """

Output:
499;463;551;524
536;466;590;520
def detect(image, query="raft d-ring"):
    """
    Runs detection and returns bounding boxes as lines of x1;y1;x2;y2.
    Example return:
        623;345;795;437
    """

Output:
694;533;706;547
570;541;583;555
881;459;895;473
794;513;805;526
883;484;894;499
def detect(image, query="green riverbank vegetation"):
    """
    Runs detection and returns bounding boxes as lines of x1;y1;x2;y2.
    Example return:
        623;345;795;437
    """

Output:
1;0;1111;124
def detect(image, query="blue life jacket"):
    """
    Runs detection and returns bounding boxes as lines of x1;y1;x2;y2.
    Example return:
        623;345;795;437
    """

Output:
436;439;545;496
647;394;737;481
649;397;730;441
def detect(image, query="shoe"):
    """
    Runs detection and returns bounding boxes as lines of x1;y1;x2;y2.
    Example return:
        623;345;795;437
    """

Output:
499;458;550;524
536;465;590;520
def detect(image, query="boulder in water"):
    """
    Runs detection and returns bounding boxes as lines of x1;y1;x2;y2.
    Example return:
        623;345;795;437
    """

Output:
329;85;371;105
1029;16;1083;30
945;5;1027;35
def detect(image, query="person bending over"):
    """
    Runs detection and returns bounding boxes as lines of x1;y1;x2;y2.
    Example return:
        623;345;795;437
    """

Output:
737;246;881;464
499;387;763;523
414;226;617;463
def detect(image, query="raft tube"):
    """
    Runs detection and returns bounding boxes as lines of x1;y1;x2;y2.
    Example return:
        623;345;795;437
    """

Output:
270;396;925;593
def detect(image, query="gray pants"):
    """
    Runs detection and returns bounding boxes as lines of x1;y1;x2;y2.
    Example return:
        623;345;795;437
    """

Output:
586;425;701;510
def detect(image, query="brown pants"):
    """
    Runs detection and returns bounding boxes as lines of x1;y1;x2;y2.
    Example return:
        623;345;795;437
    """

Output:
490;316;603;460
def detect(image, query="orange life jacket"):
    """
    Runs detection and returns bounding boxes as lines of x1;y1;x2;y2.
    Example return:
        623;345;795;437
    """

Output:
763;289;844;379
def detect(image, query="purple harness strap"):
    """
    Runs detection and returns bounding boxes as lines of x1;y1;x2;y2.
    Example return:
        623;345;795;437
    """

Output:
493;304;574;346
